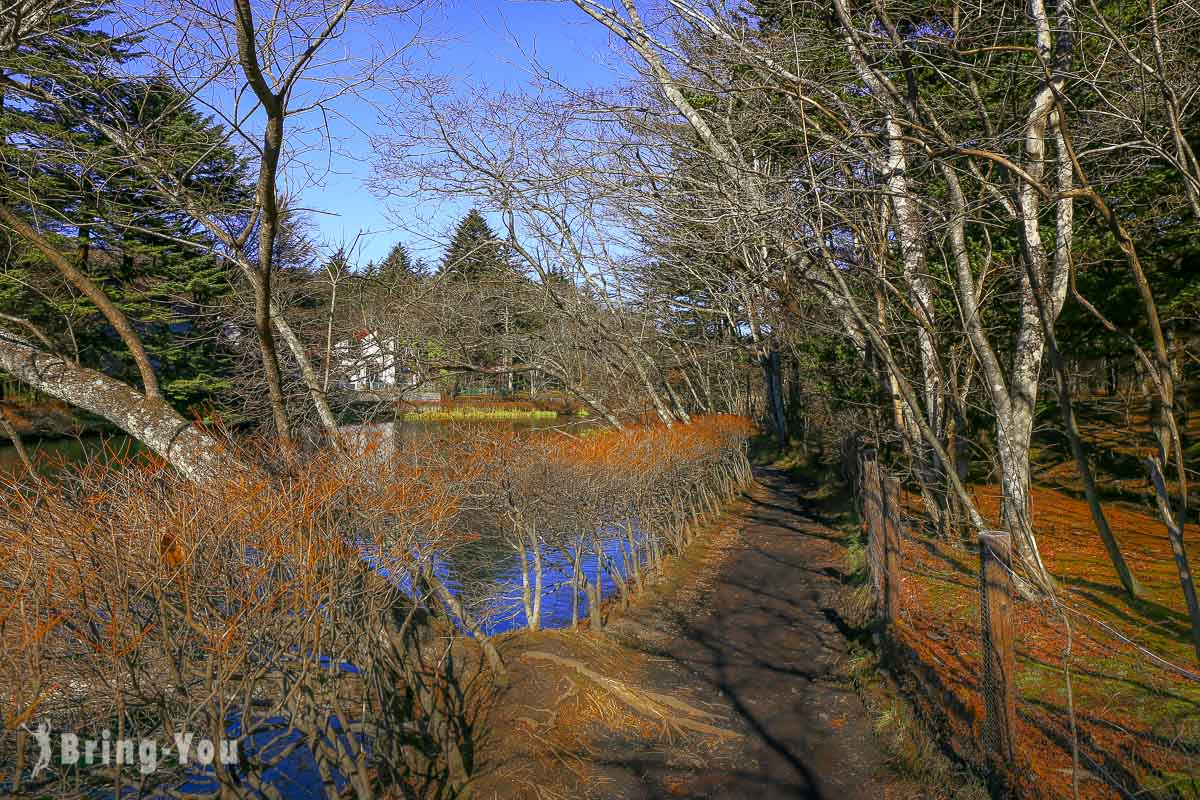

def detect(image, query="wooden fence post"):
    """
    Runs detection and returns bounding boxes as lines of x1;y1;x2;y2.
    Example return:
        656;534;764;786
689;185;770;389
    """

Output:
861;449;884;616
980;530;1018;785
882;475;902;625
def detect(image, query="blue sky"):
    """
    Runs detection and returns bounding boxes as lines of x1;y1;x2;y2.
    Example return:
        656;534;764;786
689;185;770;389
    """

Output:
301;0;625;268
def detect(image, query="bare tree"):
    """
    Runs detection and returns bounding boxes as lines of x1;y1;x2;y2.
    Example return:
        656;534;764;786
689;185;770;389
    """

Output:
1;0;435;463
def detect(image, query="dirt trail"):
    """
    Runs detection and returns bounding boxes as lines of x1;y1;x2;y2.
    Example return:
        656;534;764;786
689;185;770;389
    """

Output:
479;468;891;798
605;467;886;798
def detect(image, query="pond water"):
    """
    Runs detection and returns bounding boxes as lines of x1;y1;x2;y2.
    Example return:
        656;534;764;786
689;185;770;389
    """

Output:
344;420;639;635
2;419;633;635
0;433;142;477
5;418;645;798
438;522;645;635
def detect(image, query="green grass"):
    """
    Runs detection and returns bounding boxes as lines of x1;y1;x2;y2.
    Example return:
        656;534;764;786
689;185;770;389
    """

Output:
845;643;989;799
400;408;558;422
1137;770;1200;798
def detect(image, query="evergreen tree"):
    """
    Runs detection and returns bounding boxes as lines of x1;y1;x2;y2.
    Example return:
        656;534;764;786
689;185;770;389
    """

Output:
1;5;250;414
440;209;511;279
438;210;523;393
361;240;426;296
379;241;422;278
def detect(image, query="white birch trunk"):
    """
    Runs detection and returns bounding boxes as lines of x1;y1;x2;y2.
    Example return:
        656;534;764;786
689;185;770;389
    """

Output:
0;336;239;481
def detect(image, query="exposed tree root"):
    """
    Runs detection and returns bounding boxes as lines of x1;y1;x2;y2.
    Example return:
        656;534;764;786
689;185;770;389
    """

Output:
522;650;739;739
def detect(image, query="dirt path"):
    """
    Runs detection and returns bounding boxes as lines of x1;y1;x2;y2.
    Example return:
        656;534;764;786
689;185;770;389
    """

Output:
478;468;892;798
604;467;886;798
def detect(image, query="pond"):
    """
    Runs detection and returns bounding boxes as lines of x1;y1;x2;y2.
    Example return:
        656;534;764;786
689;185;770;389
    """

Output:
1;419;634;635
343;420;637;635
431;521;645;635
4;417;655;799
0;433;142;477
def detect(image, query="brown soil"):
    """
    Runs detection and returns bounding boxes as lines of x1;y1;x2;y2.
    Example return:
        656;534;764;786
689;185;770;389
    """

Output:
470;469;895;799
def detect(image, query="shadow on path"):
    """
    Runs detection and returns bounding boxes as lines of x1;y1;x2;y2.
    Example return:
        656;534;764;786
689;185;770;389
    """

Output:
598;468;888;799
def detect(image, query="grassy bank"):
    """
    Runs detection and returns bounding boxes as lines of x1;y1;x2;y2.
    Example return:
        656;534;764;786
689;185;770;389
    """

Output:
400;407;559;422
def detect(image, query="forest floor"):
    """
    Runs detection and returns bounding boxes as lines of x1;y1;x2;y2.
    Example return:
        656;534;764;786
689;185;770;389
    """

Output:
1029;392;1200;510
876;478;1200;800
468;469;956;799
832;392;1200;800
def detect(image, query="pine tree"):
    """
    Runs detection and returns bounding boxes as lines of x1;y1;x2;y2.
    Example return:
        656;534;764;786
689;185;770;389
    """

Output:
379;241;422;278
438;210;521;393
440;209;511;280
362;240;426;297
1;6;250;414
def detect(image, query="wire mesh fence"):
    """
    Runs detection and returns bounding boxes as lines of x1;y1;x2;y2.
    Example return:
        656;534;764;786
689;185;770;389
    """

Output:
854;446;1200;799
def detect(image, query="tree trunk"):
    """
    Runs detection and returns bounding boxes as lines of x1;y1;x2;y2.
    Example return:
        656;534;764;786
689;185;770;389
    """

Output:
253;267;292;445
1033;252;1141;598
677;351;710;413
272;303;341;442
322;278;337;393
653;358;692;424
0;406;35;477
884;114;946;454
0;202;162;400
996;409;1043;574
570;541;582;627
530;525;543;631
427;571;507;682
517;534;535;630
632;354;675;425
1147;457;1200;663
763;348;787;448
589;535;604;630
234;0;292;448
0;337;238;481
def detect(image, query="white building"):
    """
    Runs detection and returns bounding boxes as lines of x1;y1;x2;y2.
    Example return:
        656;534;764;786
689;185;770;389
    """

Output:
335;330;420;391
